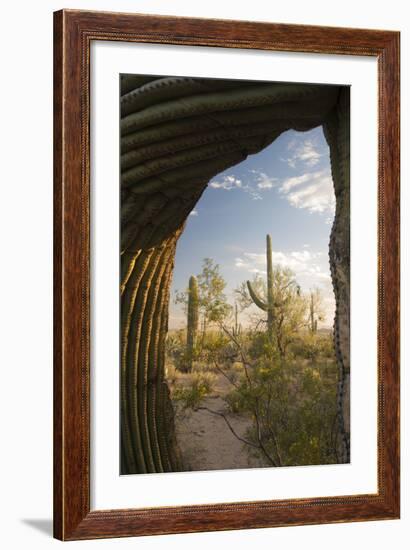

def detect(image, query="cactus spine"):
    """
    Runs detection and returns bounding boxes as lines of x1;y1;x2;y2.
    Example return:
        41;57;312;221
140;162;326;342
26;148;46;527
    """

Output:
186;275;199;372
247;234;275;339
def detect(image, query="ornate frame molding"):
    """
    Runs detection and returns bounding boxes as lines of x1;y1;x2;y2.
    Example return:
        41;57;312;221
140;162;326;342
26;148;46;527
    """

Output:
54;9;400;540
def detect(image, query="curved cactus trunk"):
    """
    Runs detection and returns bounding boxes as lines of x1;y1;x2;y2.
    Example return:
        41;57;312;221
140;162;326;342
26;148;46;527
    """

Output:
186;275;199;372
120;235;182;474
323;87;350;463
247;234;275;339
120;76;350;473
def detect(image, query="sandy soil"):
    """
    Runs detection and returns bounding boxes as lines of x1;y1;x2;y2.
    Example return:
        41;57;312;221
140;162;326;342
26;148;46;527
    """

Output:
174;373;265;472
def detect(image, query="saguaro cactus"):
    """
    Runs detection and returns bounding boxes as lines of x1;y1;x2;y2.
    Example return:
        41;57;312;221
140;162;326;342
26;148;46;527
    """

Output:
186;275;199;372
309;292;317;333
247;234;275;339
308;289;324;334
232;302;242;338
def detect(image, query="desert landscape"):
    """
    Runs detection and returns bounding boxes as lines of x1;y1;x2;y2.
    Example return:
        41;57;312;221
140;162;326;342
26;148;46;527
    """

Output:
166;237;340;471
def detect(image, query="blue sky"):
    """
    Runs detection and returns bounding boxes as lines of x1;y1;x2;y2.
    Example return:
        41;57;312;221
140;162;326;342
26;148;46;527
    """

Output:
169;126;336;329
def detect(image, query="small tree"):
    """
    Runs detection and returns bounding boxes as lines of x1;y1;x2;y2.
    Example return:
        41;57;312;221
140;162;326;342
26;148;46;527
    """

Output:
175;258;231;346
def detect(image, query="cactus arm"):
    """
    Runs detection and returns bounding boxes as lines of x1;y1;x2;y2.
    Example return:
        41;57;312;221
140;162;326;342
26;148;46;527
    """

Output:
246;280;268;311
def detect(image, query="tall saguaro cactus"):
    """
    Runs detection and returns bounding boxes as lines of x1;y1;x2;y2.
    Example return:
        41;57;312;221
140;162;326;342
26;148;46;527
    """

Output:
309;292;318;333
232;302;242;338
247;234;275;339
186;275;199;372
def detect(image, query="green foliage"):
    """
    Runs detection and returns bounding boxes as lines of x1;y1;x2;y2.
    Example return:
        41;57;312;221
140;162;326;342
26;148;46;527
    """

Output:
165;332;184;357
197;258;232;324
290;332;335;362
175;258;231;341
247;331;279;362
172;371;216;410
167;254;339;469
166;331;192;373
317;333;335;357
201;330;230;354
226;352;338;466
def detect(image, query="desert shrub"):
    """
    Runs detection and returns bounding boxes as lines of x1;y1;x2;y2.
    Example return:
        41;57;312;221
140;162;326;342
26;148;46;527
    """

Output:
226;355;338;466
201;331;230;354
166;333;184;355
165;363;181;386
199;330;244;371
225;388;243;413
166;331;189;372
301;333;321;362
290;332;335;361
173;345;203;373
316;333;335;358
247;331;280;361
172;371;216;410
166;330;202;373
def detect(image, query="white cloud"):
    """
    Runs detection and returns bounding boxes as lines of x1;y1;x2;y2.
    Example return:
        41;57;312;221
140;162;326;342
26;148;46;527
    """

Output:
234;248;331;289
189;209;198;216
207;144;335;215
251;170;278;189
245;188;262;201
283;138;322;169
209;174;262;200
286;138;297;151
209;175;242;190
279;169;335;214
234;246;335;325
243;171;275;199
280;173;313;193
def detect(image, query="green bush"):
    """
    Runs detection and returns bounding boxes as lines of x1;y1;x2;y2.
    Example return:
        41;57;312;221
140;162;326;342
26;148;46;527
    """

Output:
247;331;280;361
226;352;338;466
290;332;335;361
172;371;216;410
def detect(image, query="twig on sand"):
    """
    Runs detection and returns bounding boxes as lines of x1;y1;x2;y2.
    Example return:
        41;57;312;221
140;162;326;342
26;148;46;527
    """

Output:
196;406;259;450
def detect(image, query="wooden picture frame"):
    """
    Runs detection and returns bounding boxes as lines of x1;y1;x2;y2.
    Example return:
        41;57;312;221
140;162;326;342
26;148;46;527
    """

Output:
53;9;400;541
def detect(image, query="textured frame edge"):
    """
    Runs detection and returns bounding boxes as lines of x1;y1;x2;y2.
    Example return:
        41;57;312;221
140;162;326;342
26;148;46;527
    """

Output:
53;8;400;541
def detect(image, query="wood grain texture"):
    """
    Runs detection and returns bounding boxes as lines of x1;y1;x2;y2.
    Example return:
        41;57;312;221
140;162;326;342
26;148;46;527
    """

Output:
53;11;63;540
53;9;400;541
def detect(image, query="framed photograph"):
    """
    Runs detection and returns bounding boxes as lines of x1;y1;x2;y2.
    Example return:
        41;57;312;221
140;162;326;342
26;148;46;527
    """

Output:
54;9;400;540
